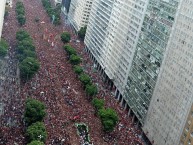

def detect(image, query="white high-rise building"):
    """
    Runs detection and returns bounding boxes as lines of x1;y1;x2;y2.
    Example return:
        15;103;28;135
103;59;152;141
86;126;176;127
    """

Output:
0;0;6;39
143;0;193;145
68;0;93;31
85;0;148;95
85;0;193;144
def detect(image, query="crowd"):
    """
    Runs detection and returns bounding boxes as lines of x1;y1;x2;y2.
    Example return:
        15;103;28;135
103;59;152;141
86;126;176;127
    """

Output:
0;0;144;144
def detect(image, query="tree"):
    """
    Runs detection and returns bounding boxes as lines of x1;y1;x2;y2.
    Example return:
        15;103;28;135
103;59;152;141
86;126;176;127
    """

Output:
17;14;26;26
16;30;30;41
73;65;83;75
26;122;47;143
63;45;76;56
16;2;26;26
27;140;44;145
61;32;71;43
79;73;91;87
0;46;8;57
78;26;87;40
92;98;104;111
85;84;98;97
69;54;81;65
17;39;35;51
98;108;118;132
0;39;8;57
24;98;46;125
19;57;40;80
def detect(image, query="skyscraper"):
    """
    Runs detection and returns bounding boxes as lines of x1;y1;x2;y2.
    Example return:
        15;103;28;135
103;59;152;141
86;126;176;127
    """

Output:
142;0;193;144
0;0;6;39
68;0;93;31
85;0;193;144
85;0;148;96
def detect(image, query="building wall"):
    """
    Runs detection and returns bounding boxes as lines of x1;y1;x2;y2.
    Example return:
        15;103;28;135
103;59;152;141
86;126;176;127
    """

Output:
62;0;71;13
143;0;193;144
0;0;6;38
124;0;180;124
180;104;193;145
85;0;148;94
68;0;93;31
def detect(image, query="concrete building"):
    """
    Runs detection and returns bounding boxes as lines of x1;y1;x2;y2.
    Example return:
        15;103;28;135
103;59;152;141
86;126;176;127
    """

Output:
179;104;193;145
85;0;148;96
0;0;6;39
142;0;193;144
62;0;71;13
85;0;193;144
68;0;93;31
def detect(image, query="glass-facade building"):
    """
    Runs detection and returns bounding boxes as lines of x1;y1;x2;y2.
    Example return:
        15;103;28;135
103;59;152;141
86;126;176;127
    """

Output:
124;0;179;123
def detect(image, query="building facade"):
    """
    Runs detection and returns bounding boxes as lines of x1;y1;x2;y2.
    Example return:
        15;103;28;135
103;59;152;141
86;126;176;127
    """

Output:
179;104;193;145
0;0;6;39
123;0;179;124
85;0;193;144
142;0;193;144
68;0;93;31
85;0;148;95
62;0;71;13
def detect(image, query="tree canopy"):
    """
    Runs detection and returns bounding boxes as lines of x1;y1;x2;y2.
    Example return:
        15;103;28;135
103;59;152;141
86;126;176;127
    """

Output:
16;30;30;41
19;57;40;80
41;0;61;25
16;1;26;26
27;140;44;145
98;108;118;132
78;26;87;40
69;54;81;65
73;65;83;75
0;39;8;57
79;73;91;86
63;45;76;56
24;98;46;125
85;84;98;97
61;32;71;43
26;122;47;143
92;98;104;111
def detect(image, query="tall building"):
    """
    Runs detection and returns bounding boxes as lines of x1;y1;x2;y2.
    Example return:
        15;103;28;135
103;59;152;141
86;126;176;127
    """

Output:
142;0;193;144
68;0;93;31
62;0;71;13
0;0;6;39
85;0;148;95
123;0;179;124
179;104;193;145
85;0;193;144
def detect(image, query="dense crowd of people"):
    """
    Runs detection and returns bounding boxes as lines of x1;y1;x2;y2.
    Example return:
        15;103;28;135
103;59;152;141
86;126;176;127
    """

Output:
0;0;144;144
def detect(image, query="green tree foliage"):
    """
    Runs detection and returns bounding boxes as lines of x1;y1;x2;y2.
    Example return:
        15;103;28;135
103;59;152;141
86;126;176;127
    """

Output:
24;98;46;125
16;2;26;26
61;32;71;43
0;39;8;57
16;30;39;81
26;122;47;143
17;14;26;26
92;98;104;111
73;65;83;75
63;45;76;56
98;108;118;132
41;0;61;25
78;26;87;40
16;30;30;41
79;73;91;86
85;84;98;97
27;140;44;145
19;57;40;80
69;54;81;65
